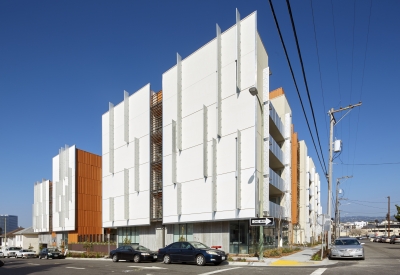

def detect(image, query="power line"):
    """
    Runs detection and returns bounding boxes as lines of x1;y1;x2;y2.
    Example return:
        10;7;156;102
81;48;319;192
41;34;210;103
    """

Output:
310;0;329;142
347;199;400;204
351;0;372;177
286;0;327;172
339;162;400;166
330;0;341;103
268;0;327;177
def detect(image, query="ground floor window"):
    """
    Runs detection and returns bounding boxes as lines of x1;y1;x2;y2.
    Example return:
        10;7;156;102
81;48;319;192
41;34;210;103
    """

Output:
117;227;139;246
229;221;277;254
173;224;193;242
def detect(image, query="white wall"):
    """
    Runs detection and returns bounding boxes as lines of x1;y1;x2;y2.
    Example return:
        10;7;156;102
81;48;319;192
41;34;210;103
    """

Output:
102;84;151;228
52;145;76;232
162;12;267;224
32;180;50;232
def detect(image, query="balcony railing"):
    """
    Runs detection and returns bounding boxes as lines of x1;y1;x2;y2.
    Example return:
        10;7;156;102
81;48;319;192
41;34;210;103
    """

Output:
269;103;284;136
269;135;284;164
269;168;286;193
269;201;285;218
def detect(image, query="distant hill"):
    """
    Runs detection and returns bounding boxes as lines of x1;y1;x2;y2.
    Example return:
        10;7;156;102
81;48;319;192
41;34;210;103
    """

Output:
340;216;386;223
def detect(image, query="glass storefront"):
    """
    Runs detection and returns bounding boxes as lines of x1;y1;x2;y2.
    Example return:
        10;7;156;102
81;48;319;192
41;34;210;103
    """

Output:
117;227;139;246
173;224;193;242
229;220;278;254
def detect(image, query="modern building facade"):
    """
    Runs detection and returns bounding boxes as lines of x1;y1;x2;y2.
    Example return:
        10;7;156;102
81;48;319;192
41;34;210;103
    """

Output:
32;145;102;248
297;141;323;244
101;10;318;253
0;215;18;235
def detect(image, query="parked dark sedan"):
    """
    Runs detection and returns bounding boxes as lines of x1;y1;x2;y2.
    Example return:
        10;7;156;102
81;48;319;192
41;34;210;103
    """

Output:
39;248;64;259
157;241;226;266
110;245;158;263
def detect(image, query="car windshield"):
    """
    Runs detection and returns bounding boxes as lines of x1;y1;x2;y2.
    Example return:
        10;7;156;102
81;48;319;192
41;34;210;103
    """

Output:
48;248;60;252
133;245;149;251
334;239;360;246
189;242;210;249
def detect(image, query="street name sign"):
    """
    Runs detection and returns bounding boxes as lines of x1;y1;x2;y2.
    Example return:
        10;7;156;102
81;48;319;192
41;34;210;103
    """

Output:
250;217;274;226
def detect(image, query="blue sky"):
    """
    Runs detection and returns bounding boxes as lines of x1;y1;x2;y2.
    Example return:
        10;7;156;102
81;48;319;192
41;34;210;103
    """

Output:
1;0;399;227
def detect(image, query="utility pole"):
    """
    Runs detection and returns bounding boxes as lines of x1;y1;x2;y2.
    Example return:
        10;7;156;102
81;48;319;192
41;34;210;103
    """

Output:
327;102;362;247
334;176;352;239
387;196;391;238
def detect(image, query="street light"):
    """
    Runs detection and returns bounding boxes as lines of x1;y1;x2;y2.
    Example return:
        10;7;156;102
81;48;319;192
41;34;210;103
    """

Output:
249;87;264;260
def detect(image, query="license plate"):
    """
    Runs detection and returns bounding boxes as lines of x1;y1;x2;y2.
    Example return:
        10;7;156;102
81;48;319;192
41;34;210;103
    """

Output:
153;255;157;259
343;253;350;256
54;255;58;257
222;256;225;260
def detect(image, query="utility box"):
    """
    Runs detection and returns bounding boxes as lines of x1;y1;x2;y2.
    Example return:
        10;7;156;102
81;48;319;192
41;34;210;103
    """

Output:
334;140;342;152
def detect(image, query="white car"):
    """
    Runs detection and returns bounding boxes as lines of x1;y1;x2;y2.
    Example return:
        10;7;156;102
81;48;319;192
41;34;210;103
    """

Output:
0;250;4;258
3;247;22;258
16;249;37;259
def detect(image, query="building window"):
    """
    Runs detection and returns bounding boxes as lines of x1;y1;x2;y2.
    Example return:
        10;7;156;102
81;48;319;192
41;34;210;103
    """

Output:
117;227;139;246
173;224;193;242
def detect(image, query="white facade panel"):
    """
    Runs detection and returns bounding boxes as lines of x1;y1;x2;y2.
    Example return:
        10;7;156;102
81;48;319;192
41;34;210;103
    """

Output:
52;145;76;232
32;180;50;233
102;85;151;228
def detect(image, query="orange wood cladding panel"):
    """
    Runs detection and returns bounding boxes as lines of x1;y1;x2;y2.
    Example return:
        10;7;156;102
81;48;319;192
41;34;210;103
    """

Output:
291;128;299;225
270;87;285;99
69;149;102;242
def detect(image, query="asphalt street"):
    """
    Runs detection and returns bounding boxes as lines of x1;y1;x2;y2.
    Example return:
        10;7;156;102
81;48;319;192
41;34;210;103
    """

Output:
0;241;399;275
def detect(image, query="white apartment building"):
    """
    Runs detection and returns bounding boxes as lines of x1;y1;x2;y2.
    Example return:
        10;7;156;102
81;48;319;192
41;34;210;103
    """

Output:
102;10;313;253
297;141;323;244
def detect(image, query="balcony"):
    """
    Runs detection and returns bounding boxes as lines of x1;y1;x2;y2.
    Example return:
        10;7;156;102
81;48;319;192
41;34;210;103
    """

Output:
269;168;285;194
269;135;284;168
269;201;285;218
269;103;284;141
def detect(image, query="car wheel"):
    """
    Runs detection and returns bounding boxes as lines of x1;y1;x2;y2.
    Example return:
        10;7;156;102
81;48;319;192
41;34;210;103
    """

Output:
196;254;206;266
163;254;171;264
112;254;119;262
133;254;141;263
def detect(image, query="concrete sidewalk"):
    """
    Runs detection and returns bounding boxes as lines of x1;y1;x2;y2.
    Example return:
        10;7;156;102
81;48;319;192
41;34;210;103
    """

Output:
226;247;337;267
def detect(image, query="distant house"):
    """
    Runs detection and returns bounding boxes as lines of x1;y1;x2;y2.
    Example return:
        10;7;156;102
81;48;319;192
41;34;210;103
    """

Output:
0;227;24;248
14;227;39;252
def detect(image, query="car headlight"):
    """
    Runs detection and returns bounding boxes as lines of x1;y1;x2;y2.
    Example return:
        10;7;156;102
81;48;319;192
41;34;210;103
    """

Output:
141;253;150;256
48;253;52;255
206;251;218;255
331;249;338;253
355;249;363;252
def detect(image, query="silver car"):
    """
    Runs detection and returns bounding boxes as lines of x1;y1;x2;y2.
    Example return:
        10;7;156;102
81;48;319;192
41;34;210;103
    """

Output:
329;237;365;260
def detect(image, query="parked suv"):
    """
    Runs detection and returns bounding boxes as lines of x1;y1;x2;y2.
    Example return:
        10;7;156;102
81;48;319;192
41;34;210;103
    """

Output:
4;247;22;258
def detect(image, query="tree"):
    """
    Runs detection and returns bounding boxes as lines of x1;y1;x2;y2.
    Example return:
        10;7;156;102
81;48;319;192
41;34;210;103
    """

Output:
394;205;400;222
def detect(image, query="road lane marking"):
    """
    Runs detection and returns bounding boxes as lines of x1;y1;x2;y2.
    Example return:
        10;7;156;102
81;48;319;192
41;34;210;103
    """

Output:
198;267;243;275
28;263;40;265
310;268;327;275
127;266;167;269
66;267;85;269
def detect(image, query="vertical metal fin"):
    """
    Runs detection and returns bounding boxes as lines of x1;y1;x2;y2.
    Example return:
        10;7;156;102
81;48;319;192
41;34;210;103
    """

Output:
236;9;241;92
134;138;139;192
236;130;241;209
177;182;182;215
172;120;177;184
177;53;182;151
124;90;129;143
216;24;222;138
124;168;129;219
212;138;217;212
109;102;114;174
109;197;114;222
203;105;208;178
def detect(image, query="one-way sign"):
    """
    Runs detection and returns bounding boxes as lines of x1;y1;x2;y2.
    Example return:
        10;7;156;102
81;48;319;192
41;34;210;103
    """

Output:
250;217;274;226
